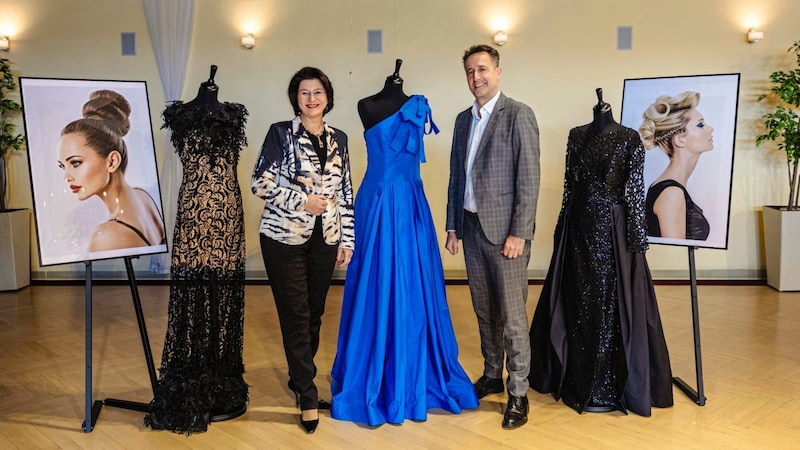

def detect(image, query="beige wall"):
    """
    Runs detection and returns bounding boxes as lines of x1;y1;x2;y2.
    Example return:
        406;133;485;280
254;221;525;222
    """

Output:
2;0;797;280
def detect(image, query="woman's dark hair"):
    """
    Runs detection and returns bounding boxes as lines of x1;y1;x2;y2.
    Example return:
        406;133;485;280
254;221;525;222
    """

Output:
288;67;334;116
61;90;132;173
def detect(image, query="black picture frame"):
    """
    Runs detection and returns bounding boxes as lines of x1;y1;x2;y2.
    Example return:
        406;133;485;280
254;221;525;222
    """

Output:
620;73;740;250
19;77;167;266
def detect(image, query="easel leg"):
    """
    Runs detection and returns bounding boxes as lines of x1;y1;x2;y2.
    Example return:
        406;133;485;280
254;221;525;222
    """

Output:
672;246;707;406
103;257;158;411
82;261;102;432
125;256;158;394
81;257;161;431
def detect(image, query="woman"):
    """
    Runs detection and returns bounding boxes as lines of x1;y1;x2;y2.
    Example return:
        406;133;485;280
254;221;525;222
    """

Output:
251;67;354;434
639;91;713;240
57;89;165;252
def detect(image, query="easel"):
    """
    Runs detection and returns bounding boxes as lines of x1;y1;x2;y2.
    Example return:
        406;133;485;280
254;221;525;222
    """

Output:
82;257;158;432
671;246;707;406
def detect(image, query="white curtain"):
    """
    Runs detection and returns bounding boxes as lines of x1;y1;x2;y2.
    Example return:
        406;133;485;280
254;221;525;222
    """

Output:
142;0;195;274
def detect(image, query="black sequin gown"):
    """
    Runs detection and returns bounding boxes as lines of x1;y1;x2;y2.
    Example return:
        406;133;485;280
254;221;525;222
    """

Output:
145;101;249;433
529;123;673;416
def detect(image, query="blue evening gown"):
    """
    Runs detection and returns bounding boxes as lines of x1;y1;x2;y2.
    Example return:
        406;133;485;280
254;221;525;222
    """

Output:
331;95;478;426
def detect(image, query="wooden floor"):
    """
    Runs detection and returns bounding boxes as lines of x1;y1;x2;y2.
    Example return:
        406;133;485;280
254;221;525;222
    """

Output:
1;283;799;449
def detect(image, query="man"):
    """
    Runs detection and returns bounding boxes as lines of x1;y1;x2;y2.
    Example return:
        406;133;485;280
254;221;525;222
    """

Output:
445;44;540;430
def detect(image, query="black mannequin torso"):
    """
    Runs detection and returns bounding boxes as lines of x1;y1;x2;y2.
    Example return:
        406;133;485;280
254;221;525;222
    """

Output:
358;59;410;130
586;88;621;135
184;65;224;109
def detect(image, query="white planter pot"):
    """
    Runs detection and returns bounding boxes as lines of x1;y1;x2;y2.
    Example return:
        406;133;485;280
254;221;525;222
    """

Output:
762;205;800;291
0;208;30;291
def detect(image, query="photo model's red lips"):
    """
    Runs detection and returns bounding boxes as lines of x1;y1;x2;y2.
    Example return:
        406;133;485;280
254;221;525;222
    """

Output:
70;185;81;193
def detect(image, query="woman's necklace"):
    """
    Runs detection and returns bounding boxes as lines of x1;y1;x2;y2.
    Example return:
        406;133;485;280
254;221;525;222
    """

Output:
312;127;324;139
301;118;325;145
309;126;325;146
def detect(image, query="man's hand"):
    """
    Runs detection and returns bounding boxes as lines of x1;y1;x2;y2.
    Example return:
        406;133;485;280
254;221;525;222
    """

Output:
502;235;525;259
446;232;460;255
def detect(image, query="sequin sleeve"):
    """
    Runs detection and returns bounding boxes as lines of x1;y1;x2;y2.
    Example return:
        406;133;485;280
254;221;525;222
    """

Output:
558;130;577;222
624;130;648;253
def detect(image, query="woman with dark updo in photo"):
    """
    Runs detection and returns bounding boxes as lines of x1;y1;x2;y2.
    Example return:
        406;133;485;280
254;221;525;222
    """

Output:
57;90;165;252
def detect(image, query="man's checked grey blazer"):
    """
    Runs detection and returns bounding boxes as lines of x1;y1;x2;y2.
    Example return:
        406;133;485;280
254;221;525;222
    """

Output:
446;93;541;244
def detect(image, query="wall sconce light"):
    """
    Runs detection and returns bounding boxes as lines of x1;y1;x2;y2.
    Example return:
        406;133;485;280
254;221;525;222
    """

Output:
493;31;508;46
241;34;255;49
747;29;764;44
0;37;9;51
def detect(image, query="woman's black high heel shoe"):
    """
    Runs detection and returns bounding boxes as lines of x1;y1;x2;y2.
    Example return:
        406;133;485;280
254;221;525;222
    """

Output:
289;380;332;410
290;380;320;433
288;380;301;406
300;414;319;434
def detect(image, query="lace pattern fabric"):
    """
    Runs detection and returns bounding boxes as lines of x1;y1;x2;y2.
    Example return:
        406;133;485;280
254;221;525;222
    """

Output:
145;101;249;433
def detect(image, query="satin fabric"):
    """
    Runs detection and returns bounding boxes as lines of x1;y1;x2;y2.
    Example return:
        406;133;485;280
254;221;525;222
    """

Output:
529;121;673;416
331;95;478;426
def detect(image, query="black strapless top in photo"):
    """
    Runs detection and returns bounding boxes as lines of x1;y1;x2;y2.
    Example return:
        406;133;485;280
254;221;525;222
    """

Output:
645;179;710;240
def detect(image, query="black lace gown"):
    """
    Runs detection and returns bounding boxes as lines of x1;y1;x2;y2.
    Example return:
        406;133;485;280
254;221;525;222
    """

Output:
529;124;673;416
145;101;249;433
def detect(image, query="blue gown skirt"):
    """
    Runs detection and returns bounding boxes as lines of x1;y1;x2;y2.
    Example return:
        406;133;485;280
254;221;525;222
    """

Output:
330;95;478;426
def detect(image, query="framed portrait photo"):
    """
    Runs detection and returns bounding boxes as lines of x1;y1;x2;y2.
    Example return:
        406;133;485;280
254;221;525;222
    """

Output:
620;73;740;250
19;78;168;266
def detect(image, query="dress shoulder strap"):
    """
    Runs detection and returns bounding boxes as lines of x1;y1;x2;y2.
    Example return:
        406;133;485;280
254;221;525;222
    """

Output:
648;179;690;200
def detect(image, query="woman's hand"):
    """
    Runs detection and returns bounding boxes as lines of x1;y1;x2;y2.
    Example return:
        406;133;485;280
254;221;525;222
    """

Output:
304;194;328;216
336;248;353;266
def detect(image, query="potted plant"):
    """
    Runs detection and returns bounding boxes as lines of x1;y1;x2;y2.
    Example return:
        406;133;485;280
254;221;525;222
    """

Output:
757;40;800;291
0;57;30;291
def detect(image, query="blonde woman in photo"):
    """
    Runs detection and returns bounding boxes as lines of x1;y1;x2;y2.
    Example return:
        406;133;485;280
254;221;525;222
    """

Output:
639;91;713;240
